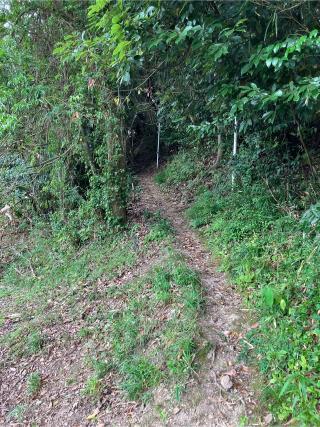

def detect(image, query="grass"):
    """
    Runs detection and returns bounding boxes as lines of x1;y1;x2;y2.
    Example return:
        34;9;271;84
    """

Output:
0;224;145;358
97;255;202;401
77;255;202;402
143;210;174;243
196;194;320;424
0;227;139;302
152;269;171;302
155;150;203;186
83;376;102;398
159;149;320;425
3;327;45;358
27;372;42;396
120;357;161;400
7;404;27;422
1;210;203;418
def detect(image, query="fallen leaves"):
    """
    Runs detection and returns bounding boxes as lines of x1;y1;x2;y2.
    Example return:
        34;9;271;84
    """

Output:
264;413;273;424
87;407;100;420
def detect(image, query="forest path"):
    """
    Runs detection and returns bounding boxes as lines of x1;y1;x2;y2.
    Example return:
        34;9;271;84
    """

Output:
0;170;257;427
138;170;257;427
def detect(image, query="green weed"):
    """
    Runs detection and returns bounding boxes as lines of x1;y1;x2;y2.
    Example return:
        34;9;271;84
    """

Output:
187;175;320;424
0;229;139;304
171;264;202;312
120;357;161;400
144;212;173;243
91;359;111;379
187;191;225;228
27;372;42;396
164;323;197;379
155;405;168;422
26;331;44;354
157;144;320;423
2;327;44;357
112;310;141;359
83;376;102;397
89;258;202;402
152;269;171;303
7;404;26;422
1;216;202;408
77;327;93;339
155;151;201;186
83;353;111;398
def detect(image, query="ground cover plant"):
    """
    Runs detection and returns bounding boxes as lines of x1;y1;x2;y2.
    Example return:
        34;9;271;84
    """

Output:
156;143;320;425
0;209;204;425
82;257;202;402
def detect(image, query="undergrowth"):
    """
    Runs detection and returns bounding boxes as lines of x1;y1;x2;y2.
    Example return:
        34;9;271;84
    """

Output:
157;147;320;425
27;372;42;396
143;210;174;243
155;149;207;190
87;255;202;401
0;210;202;420
0;226;140;303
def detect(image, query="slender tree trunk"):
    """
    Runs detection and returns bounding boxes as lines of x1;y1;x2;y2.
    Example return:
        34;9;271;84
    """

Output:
106;114;127;223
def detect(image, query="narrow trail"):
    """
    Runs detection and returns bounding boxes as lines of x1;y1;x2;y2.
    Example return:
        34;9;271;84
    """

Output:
0;171;257;427
139;171;256;427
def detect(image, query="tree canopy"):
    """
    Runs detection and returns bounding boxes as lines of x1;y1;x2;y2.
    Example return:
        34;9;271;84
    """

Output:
1;1;320;242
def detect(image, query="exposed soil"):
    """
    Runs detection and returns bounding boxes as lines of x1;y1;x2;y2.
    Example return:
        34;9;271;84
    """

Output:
0;170;258;427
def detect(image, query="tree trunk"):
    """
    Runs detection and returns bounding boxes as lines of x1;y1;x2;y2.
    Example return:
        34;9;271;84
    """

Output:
106;114;127;224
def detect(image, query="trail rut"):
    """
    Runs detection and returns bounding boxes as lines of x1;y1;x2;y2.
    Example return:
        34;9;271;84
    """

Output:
138;171;256;427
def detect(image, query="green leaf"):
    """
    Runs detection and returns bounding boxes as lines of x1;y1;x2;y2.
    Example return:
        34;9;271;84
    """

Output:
241;63;252;75
280;299;286;311
88;0;109;18
262;287;274;308
121;71;130;83
274;89;283;97
300;355;307;369
111;23;122;35
279;374;296;397
112;14;122;24
113;40;130;59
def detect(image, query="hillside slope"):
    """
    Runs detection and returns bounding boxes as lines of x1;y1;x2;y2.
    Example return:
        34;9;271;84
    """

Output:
0;169;257;426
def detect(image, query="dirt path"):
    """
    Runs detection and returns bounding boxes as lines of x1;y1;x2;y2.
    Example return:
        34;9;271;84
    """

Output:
138;171;257;426
0;171;257;427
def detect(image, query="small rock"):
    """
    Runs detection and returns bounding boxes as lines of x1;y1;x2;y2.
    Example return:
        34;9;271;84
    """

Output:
220;374;233;390
250;322;259;329
264;413;273;425
173;407;180;415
